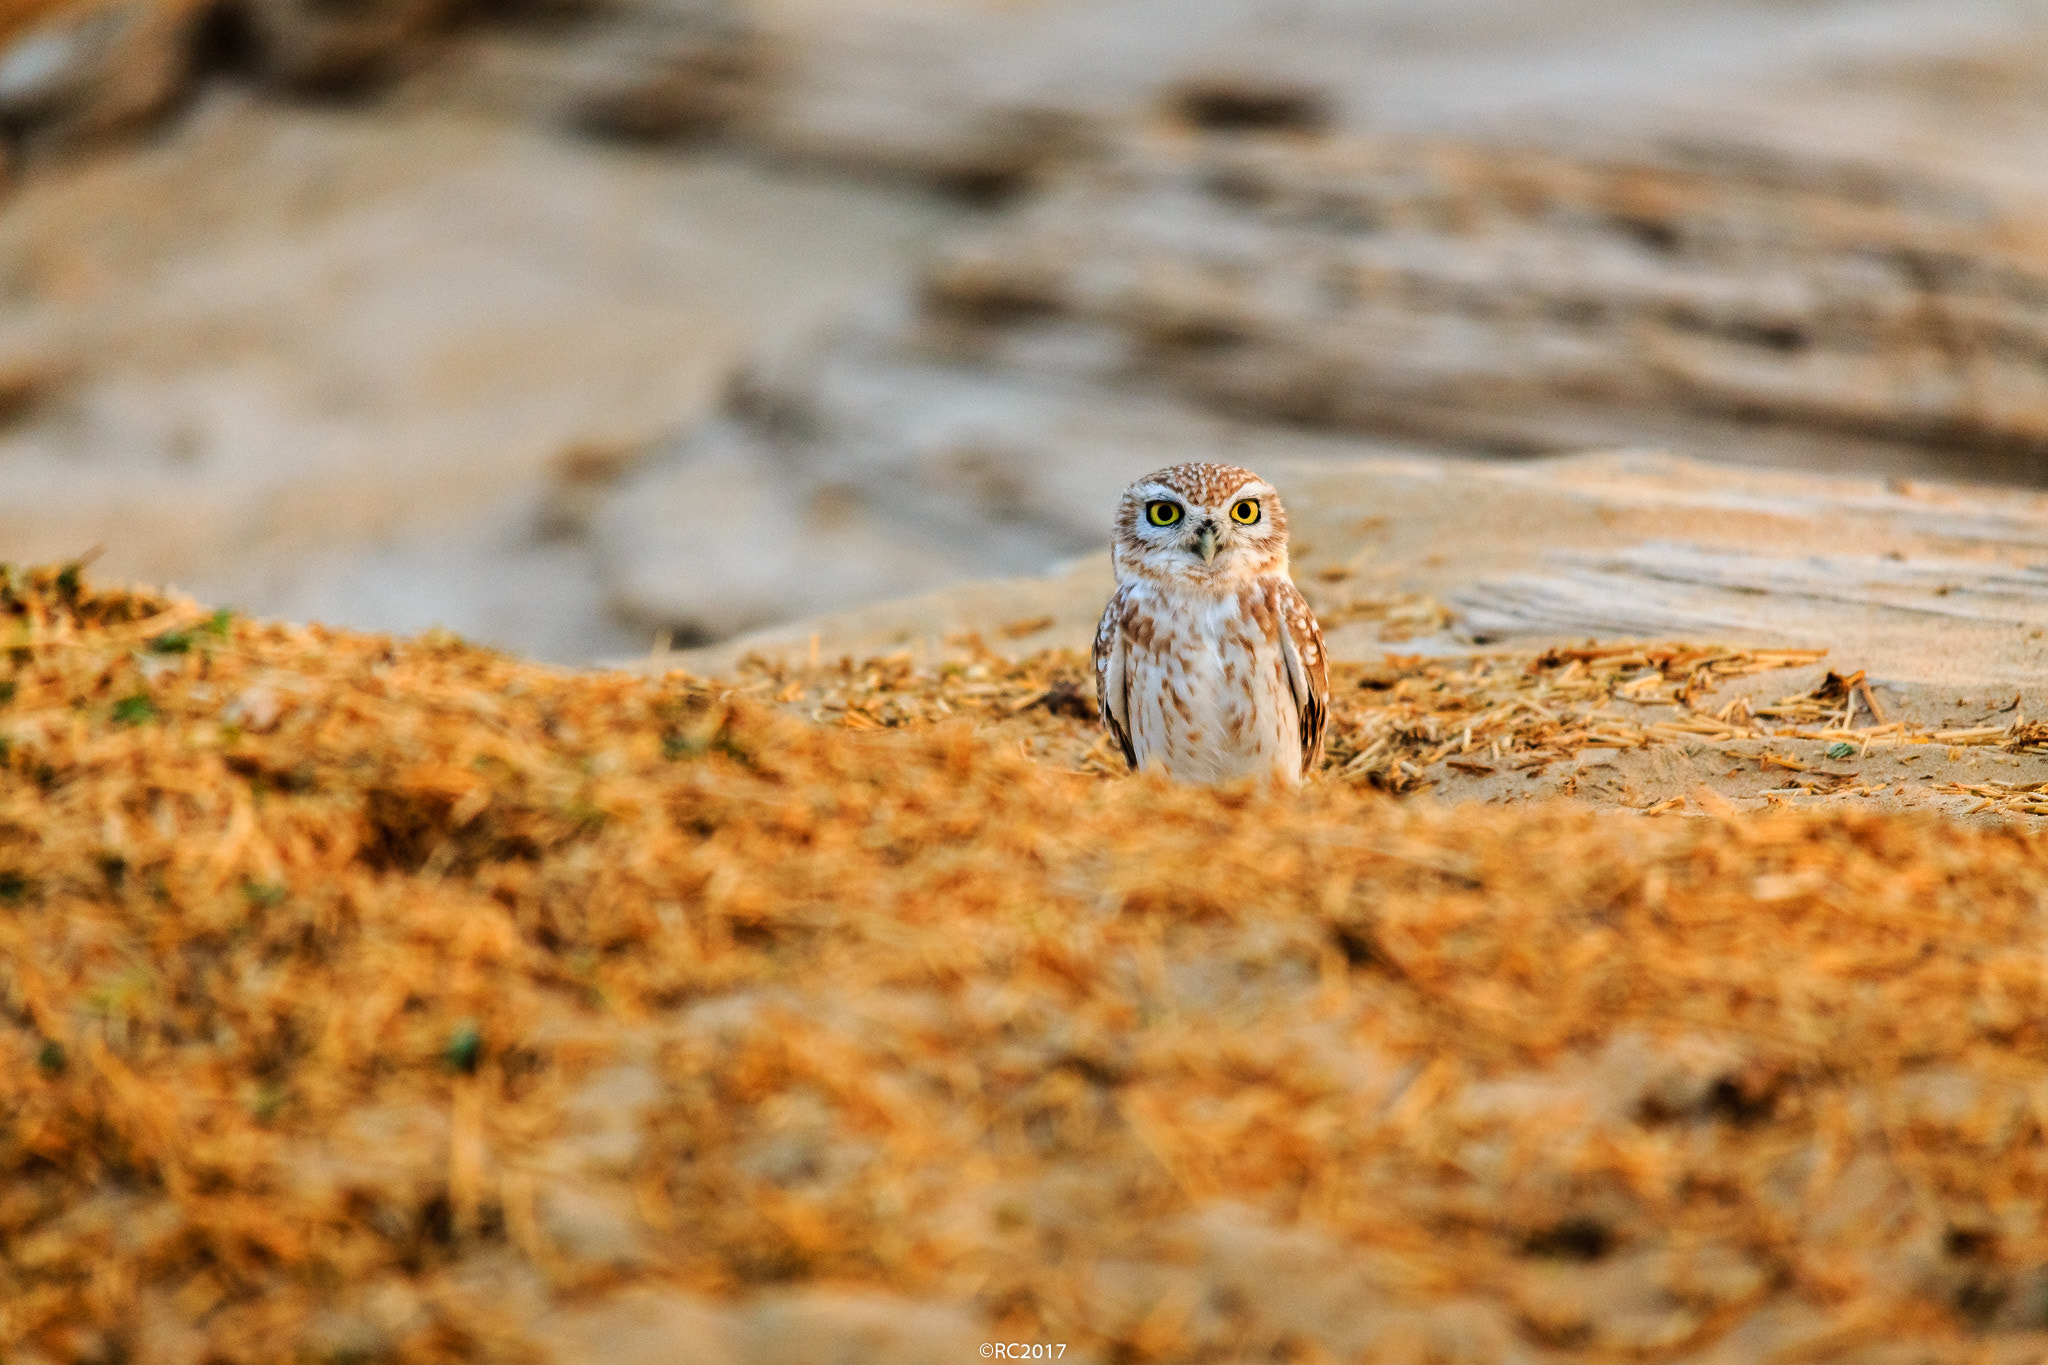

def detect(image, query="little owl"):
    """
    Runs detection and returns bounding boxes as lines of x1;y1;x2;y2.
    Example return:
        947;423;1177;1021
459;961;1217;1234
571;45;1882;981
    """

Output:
1093;462;1327;784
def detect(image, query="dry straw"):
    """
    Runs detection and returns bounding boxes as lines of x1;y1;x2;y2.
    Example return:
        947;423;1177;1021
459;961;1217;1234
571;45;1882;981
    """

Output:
6;564;2048;1362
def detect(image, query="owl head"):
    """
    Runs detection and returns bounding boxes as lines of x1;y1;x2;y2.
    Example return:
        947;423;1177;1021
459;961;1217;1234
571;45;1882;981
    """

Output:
1111;462;1291;585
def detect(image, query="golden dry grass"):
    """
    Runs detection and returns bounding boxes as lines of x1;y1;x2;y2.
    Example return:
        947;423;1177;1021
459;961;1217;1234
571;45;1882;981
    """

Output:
8;564;2048;1363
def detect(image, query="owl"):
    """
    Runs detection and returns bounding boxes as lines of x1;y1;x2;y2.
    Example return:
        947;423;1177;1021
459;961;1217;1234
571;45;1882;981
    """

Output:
1092;462;1328;784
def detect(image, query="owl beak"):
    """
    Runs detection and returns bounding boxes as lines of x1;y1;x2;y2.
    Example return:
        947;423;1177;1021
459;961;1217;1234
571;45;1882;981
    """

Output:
1192;522;1219;564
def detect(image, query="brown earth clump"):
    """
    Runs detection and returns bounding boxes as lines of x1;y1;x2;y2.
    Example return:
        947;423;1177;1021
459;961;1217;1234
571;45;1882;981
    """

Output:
7;563;2048;1362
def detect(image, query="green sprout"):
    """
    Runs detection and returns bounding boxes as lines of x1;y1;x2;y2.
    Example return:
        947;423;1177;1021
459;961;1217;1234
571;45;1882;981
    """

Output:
241;881;288;910
148;609;232;655
444;1020;482;1075
247;1082;288;1123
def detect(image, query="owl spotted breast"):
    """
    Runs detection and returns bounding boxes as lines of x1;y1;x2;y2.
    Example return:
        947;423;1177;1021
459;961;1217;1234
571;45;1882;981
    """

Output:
1092;462;1328;784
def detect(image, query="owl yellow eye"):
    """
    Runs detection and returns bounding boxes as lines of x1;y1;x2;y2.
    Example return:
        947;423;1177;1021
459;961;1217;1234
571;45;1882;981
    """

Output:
1230;498;1261;525
1145;501;1184;527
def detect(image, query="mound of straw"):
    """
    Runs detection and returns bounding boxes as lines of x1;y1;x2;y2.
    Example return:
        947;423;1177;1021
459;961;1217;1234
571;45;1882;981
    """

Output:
6;564;2048;1363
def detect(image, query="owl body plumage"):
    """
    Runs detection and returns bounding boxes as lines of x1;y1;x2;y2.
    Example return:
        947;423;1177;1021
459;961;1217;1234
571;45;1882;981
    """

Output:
1093;463;1328;785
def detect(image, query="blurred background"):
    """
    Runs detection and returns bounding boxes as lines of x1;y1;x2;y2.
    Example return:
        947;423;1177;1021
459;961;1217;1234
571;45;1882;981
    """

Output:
5;0;2048;663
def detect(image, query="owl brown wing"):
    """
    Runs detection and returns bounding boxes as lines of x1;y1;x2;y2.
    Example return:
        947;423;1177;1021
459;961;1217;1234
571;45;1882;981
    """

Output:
1274;579;1329;777
1093;586;1138;771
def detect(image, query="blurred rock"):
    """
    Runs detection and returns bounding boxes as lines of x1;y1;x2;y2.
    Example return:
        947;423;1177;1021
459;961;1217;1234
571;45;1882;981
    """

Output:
241;0;455;89
0;92;959;662
569;0;760;141
0;348;70;423
414;0;766;142
597;96;2048;650
612;0;2044;194
598;405;1089;642
0;0;199;147
921;127;2048;478
537;439;643;541
458;0;1920;194
15;0;2048;670
8;0;2031;189
593;282;1415;642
